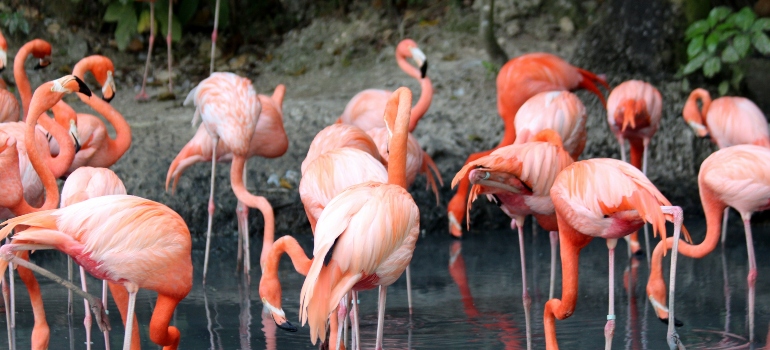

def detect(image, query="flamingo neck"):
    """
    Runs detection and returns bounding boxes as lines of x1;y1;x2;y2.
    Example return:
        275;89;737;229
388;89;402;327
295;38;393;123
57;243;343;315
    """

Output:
78;92;131;166
385;88;412;188
25;86;65;210
14;43;34;119
230;156;275;266
266;236;312;276
684;89;711;128
408;77;433;132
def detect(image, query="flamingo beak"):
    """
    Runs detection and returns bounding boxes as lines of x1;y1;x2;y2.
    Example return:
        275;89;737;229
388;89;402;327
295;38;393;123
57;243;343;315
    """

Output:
687;120;708;137
69;120;81;153
34;56;52;70
409;47;428;79
0;49;6;72
261;300;297;332
102;71;116;103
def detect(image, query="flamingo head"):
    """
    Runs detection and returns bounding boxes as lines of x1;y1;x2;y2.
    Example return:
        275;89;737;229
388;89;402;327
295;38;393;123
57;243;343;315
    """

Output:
397;39;428;78
259;277;297;332
101;70;116;102
447;195;466;238
51;75;91;98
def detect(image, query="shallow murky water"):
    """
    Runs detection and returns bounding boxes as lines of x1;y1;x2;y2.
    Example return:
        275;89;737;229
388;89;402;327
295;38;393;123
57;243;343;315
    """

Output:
5;216;770;349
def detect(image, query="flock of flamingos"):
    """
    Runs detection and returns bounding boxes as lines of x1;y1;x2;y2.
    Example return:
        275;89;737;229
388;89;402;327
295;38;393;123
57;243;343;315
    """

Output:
0;20;769;350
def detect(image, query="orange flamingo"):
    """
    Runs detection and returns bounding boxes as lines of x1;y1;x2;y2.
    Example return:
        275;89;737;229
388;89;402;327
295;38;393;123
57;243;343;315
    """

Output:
0;194;192;350
135;0;175;100
646;145;770;344
452;130;574;350
0;75;89;350
186;72;278;283
60;167;130;350
607;80;663;258
0;30;19;123
448;52;609;238
544;158;686;350
13;39;51;120
180;80;285;280
299;87;419;350
336;39;431;132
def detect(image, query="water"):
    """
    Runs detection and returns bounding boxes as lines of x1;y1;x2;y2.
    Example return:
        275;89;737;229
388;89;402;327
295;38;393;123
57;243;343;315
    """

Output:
5;216;770;349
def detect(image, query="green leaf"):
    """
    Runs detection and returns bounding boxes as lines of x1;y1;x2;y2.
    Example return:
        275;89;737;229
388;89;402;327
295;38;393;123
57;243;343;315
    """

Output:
709;6;733;23
156;0;183;42
719;30;738;41
685;19;711;39
715;22;737;32
683;52;711;75
731;6;756;32
721;45;740;63
753;18;770;32
734;34;751;56
706;31;720;53
752;31;770;55
178;0;200;24
104;2;132;22
703;56;722;77
687;35;704;58
137;10;153;34
718;80;729;95
731;67;745;90
113;5;138;51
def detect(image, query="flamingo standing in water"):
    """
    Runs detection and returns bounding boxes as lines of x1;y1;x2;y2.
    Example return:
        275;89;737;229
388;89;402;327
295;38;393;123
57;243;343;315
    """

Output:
511;90;587;159
452;130;574;350
185;72;278;282
544;158;687;350
300;87;419;350
177;81;286;278
448;52;609;238
647;145;770;344
61;167;132;350
607;80;662;258
0;30;20;123
682;88;770;243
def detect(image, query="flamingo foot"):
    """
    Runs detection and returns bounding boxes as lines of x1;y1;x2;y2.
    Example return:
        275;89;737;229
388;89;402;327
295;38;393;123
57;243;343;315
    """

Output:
134;91;150;101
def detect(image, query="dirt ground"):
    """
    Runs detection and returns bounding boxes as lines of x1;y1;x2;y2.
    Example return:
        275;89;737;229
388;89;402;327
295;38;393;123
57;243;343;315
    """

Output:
4;3;731;242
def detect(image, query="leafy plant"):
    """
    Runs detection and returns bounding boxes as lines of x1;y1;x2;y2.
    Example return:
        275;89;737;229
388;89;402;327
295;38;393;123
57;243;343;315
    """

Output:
683;6;770;95
0;11;30;35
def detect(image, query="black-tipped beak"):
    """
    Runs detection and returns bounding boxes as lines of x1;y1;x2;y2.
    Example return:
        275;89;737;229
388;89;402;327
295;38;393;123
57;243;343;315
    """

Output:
276;320;297;332
659;317;684;327
72;133;81;153
34;58;51;70
420;60;428;79
74;76;92;97
103;93;115;103
0;66;4;73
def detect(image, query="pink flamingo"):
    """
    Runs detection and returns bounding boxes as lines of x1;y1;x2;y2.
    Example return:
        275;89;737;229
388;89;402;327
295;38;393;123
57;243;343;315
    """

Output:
452;130;574;350
300;87;419;350
683;88;770;243
177;82;285;279
448;53;609;238
544;158;687;350
0;30;19;123
185;72;277;283
300;123;381;174
336;39;431;132
607;80;662;258
647;145;770;344
61;167;129;350
511;90;587;159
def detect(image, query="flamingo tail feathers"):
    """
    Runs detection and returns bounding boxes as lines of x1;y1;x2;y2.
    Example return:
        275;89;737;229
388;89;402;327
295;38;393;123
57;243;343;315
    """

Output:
420;151;443;205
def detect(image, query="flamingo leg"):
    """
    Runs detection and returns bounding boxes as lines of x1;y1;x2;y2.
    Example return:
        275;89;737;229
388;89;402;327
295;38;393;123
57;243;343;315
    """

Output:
241;160;251;278
68;256;73;315
136;0;155;101
210;0;221;74
743;216;756;343
549;231;559;300
2;274;12;349
122;289;137;350
7;237;15;329
166;0;174;95
80;266;93;350
102;280;110;350
336;298;348;350
236;200;244;271
643;224;651;267
204;287;216;349
721;244;732;342
375;286;388;350
721;208;730;244
515;219;532;350
351;291;360;350
203;137;219;284
660;206;685;350
642;138;649;175
406;264;413;315
343;292;350;350
605;239;617;350
617;135;627;163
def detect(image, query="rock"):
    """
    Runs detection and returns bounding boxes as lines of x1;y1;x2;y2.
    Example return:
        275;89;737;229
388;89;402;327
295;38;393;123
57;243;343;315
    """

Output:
505;20;521;37
46;22;60;36
559;16;574;34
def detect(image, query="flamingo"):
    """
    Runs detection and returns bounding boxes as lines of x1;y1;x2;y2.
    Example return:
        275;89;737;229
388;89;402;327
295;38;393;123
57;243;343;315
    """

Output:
300;123;381;174
682;88;770;244
0;30;19;123
135;0;174;100
185;72;279;283
544;158;687;350
452;130;574;350
299;87;419;350
511;90;587;159
447;52;609;238
13;39;51;120
607;80;663;258
177;81;285;279
336;39;431;132
60;167;130;350
646;145;770;344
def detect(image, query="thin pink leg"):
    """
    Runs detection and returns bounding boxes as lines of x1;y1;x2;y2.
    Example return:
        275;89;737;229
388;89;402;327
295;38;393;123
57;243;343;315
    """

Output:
617;135;627;163
80;266;93;350
549;231;559;300
375;286;387;350
210;0;221;75
661;205;685;349
514;219;532;350
135;1;155;101
202;138;218;284
240;161;251;278
743;216;756;343
351;291;360;350
406;265;412;315
605;238;617;350
721;208;730;244
166;0;174;94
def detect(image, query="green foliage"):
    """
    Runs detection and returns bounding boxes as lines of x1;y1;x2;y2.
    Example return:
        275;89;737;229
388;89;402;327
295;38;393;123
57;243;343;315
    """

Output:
682;6;770;95
481;60;499;78
0;11;30;35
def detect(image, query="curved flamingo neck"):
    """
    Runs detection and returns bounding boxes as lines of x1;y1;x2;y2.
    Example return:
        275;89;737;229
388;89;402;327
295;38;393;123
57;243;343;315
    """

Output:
265;236;312;276
384;88;412;188
25;83;64;210
78;92;131;165
230;155;275;265
408;77;432;132
14;40;49;119
684;89;711;127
